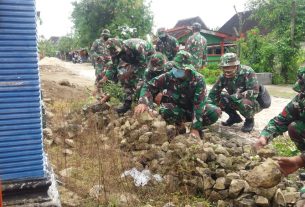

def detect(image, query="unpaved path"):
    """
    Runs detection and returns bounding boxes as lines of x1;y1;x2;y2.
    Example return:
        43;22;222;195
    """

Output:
39;57;295;143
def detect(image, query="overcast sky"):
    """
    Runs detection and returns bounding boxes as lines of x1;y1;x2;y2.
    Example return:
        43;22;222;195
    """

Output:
36;0;248;38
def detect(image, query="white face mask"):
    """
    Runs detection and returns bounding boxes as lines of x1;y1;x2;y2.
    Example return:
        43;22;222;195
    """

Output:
172;67;185;78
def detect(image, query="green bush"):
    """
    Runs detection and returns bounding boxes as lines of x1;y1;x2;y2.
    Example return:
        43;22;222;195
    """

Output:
272;136;300;157
101;82;124;105
199;67;222;85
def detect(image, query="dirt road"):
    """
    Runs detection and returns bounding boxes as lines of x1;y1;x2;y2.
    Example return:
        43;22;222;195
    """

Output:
39;57;294;142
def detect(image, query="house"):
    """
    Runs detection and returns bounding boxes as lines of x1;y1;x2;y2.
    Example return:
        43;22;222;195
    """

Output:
167;17;237;64
218;11;267;37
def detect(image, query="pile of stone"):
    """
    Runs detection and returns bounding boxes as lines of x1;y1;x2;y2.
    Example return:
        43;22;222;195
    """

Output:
98;111;303;207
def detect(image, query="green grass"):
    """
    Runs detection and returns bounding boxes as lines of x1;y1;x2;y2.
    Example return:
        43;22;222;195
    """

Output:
272;136;300;157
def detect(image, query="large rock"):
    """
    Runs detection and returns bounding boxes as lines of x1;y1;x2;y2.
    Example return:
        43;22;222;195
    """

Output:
214;177;226;190
229;179;247;198
245;158;282;188
254;196;269;207
216;154;232;169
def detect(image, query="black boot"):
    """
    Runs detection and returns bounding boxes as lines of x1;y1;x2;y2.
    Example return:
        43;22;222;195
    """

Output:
221;110;242;126
241;118;254;132
116;100;132;114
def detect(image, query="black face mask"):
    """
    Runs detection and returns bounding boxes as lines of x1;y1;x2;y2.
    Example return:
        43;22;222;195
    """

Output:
160;36;167;41
103;37;109;41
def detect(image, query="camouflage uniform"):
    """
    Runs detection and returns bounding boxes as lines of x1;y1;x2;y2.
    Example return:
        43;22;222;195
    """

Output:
156;28;179;61
105;38;155;110
260;67;305;152
144;52;168;82
185;26;207;70
208;64;261;119
139;50;221;130
90;29;111;81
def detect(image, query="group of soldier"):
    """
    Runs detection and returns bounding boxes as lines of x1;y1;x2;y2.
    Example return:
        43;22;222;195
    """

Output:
89;23;305;176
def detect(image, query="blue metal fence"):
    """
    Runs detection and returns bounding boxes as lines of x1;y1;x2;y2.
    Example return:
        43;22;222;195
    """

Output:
0;0;45;181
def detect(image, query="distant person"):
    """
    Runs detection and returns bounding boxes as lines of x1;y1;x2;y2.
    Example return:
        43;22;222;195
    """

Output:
135;50;221;138
255;67;305;176
90;29;111;77
208;53;262;132
156;27;179;61
185;22;207;70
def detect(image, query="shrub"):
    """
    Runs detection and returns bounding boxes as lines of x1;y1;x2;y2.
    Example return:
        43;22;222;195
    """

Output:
199;66;222;85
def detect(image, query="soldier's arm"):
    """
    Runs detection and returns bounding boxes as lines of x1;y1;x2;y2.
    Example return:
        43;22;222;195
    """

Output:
241;69;260;100
104;59;118;81
96;56;113;85
138;74;167;107
260;96;298;142
90;41;98;58
191;77;207;130
208;77;223;104
172;37;179;55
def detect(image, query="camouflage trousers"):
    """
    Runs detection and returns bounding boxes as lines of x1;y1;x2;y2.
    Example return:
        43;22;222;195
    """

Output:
95;62;103;77
159;102;221;130
119;65;145;102
288;121;305;152
219;93;261;119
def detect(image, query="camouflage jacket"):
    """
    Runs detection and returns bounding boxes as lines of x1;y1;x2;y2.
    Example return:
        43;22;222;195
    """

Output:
260;93;305;141
156;36;179;61
90;38;109;61
105;38;155;80
139;67;208;130
208;65;260;104
185;32;207;69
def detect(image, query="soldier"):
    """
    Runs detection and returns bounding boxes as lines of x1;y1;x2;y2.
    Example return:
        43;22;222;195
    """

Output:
144;52;168;82
134;50;222;138
90;29;111;77
185;22;207;70
255;67;305;176
102;38;155;114
156;27;179;61
208;53;261;132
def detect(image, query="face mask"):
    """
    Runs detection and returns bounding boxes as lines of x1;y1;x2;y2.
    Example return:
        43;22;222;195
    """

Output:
172;67;185;78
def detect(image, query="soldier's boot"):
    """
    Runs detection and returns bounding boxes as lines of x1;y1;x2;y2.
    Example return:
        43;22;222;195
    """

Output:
221;110;242;126
116;100;132;114
241;118;254;132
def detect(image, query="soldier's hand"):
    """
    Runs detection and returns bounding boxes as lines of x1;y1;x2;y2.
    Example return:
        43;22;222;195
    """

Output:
190;129;200;138
154;92;163;105
254;136;267;151
277;156;305;176
134;104;148;115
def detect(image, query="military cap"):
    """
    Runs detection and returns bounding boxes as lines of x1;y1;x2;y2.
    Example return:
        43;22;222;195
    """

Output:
157;27;167;38
173;50;193;70
101;29;111;37
219;53;240;67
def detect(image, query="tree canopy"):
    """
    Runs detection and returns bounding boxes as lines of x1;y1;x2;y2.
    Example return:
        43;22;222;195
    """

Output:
71;0;153;47
240;0;305;83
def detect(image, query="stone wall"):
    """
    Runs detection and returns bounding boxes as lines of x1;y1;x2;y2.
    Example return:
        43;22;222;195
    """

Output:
256;73;273;85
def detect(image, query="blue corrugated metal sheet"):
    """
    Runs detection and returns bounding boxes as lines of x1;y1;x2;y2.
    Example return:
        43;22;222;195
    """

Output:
0;0;45;181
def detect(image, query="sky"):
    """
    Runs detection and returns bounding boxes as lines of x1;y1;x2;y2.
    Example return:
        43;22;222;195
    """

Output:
36;0;248;39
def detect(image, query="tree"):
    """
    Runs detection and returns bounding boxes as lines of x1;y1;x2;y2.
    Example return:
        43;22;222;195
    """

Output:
38;38;57;58
71;0;153;47
243;0;305;83
57;35;79;54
